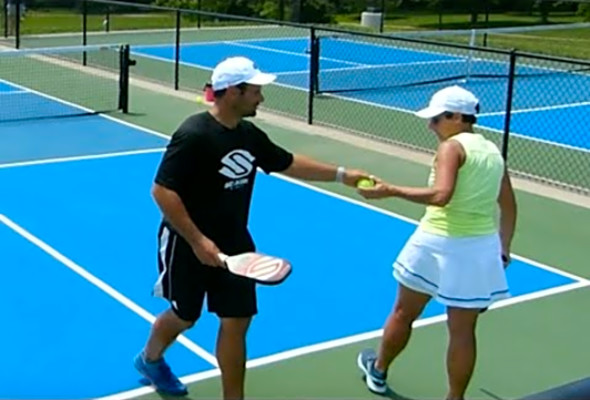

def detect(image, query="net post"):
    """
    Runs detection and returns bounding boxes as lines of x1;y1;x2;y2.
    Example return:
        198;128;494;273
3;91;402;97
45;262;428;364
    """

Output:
307;27;318;125
501;49;517;161
174;9;181;90
82;0;88;66
15;0;20;49
119;44;135;114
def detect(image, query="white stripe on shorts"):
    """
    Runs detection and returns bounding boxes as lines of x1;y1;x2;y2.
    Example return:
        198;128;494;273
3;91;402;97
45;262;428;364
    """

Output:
153;226;177;298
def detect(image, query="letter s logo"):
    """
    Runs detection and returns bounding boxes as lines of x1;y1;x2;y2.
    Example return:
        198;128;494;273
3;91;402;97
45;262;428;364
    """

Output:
219;149;255;179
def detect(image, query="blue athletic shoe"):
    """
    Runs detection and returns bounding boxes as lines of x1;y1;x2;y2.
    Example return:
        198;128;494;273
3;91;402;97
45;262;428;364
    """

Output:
357;348;388;395
134;352;188;396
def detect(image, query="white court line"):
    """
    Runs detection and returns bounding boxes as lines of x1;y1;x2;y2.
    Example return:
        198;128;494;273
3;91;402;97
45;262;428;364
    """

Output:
274;69;309;76
304;92;590;154
0;148;165;169
273;58;465;77
0;214;218;368
130;50;312;93
480;100;590;117
133;38;361;70
97;279;590;400
224;40;364;67
132;35;308;50
331;35;466;65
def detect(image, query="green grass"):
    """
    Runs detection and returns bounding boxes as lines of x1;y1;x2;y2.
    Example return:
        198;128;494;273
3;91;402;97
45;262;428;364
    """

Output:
400;26;590;60
336;11;590;59
7;8;590;59
481;27;590;59
336;10;585;31
16;10;178;34
14;9;586;34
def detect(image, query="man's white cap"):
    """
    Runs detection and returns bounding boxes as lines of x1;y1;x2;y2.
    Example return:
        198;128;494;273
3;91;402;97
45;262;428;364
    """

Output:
415;85;480;119
211;56;276;91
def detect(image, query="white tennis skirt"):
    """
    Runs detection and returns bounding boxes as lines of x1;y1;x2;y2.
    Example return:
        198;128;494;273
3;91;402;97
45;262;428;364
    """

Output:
393;227;510;309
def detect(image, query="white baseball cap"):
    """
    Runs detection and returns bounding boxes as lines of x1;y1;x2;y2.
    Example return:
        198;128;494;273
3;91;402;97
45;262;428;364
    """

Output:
211;56;276;91
415;85;480;119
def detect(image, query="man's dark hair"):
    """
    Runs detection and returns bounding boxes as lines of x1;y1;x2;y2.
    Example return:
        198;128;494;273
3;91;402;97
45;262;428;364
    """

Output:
213;82;249;99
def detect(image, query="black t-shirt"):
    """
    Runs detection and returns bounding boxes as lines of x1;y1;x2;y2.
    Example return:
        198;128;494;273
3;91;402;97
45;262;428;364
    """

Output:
154;112;294;253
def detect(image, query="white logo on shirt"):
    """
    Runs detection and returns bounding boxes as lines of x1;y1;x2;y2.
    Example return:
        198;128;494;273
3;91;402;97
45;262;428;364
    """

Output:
219;149;255;179
219;149;255;189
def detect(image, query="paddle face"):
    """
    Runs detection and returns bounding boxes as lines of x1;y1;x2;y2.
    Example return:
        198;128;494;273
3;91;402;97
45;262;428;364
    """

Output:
219;252;292;285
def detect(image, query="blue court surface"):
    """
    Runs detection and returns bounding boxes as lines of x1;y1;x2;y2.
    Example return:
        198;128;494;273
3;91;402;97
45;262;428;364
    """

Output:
133;37;590;151
1;78;588;399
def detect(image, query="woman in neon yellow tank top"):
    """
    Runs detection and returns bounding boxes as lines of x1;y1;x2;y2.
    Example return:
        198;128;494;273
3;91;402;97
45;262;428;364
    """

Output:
355;86;518;400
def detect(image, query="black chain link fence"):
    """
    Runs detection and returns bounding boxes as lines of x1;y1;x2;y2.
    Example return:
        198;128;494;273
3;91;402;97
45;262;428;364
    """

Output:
2;0;589;195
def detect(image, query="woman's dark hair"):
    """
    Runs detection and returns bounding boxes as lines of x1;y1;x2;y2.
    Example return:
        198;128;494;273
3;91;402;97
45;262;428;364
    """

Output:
436;103;479;124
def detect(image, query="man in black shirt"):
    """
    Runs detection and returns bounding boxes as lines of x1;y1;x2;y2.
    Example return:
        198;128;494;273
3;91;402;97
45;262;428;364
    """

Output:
134;56;371;398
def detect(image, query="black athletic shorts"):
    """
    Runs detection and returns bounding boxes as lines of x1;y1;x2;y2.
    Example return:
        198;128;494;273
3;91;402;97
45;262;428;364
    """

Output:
153;223;257;321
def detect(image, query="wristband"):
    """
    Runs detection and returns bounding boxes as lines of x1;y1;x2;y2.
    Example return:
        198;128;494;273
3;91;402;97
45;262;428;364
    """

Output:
335;166;346;183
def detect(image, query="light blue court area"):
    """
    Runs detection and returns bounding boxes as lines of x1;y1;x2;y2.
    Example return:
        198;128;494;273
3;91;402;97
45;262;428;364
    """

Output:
0;82;167;165
132;37;590;150
0;141;581;398
0;116;168;164
0;219;211;399
0;79;95;123
479;103;590;150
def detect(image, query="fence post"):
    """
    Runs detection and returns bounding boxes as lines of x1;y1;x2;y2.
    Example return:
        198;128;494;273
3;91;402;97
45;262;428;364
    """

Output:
502;50;517;160
105;7;111;32
307;27;318;125
197;0;201;28
484;0;490;30
379;0;385;33
174;10;181;90
279;0;285;20
15;0;20;48
292;0;302;22
3;0;7;38
82;0;88;65
438;0;443;30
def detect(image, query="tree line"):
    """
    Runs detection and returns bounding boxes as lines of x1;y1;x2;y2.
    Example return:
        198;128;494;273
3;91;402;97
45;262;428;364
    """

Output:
22;0;590;23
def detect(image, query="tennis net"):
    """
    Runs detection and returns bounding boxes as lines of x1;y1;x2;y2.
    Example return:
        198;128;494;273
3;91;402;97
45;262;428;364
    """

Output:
0;43;132;123
314;25;590;95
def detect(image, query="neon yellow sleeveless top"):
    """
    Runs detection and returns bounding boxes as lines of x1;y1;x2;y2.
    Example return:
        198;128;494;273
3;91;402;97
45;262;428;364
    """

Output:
419;132;505;237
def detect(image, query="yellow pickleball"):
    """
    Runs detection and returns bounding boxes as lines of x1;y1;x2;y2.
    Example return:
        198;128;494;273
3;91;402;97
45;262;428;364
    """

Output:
356;178;375;188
